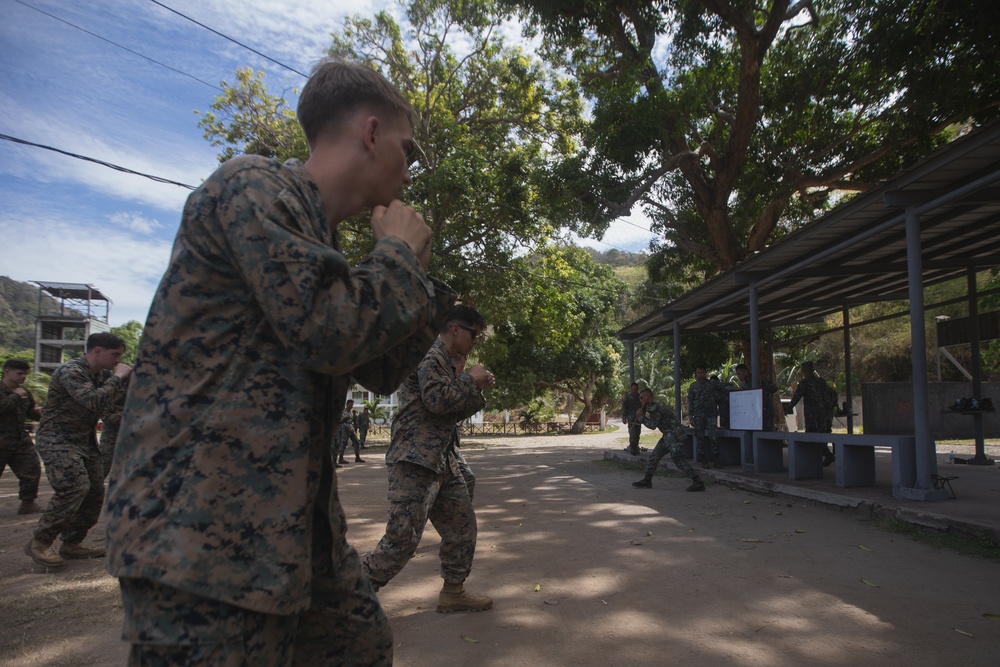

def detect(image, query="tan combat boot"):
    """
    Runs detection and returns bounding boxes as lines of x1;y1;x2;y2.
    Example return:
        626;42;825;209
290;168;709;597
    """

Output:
59;542;106;559
25;538;65;568
436;582;493;613
17;500;43;514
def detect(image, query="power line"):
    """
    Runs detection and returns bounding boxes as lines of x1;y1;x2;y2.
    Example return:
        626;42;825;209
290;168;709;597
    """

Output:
14;0;223;92
148;0;308;78
0;133;197;190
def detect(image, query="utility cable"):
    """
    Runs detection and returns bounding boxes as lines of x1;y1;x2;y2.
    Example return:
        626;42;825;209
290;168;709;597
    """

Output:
14;0;223;92
148;0;308;78
0;133;197;190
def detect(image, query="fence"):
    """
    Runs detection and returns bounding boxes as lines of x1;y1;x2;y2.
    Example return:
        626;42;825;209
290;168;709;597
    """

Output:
361;422;606;439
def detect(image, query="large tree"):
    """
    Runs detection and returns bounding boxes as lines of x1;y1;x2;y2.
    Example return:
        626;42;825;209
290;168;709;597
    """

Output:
198;0;585;299
478;244;626;432
504;0;1000;281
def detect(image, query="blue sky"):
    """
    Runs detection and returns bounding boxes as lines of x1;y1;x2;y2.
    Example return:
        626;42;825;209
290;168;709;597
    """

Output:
1;0;656;326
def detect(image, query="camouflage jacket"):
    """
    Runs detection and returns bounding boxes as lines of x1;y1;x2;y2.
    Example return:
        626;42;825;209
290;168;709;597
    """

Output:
35;356;127;455
638;400;686;443
339;407;357;435
356;411;371;430
622;391;642;423
789;375;835;421
688;378;723;419
0;381;38;448
105;155;455;615
387;339;486;474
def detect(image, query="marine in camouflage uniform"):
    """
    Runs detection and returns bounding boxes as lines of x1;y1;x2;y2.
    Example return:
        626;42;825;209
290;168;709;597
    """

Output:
362;307;494;613
337;401;364;464
786;361;836;465
357;407;371;447
0;359;43;514
632;390;705;492
104;60;453;666
622;383;642;455
27;334;131;568
688;365;723;465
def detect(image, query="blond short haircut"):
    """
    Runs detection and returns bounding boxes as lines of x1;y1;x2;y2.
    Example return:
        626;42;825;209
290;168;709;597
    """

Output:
297;58;415;147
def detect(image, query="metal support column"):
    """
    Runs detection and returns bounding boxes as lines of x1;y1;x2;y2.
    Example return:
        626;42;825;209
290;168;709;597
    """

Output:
902;205;945;499
628;342;635;387
674;322;682;421
843;304;854;434
749;284;760;386
967;268;994;465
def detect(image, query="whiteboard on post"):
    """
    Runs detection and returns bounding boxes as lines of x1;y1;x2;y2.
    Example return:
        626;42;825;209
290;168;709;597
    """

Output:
729;389;763;431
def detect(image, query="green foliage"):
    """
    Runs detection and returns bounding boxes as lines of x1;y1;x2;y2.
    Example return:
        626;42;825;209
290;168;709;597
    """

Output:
517;397;557;426
198;0;586;306
362;398;391;423
110;320;143;366
0;276;58;352
504;0;1000;284
196;68;308;162
478;244;625;428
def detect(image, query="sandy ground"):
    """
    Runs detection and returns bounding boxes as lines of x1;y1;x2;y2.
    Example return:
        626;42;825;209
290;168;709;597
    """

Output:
2;429;999;666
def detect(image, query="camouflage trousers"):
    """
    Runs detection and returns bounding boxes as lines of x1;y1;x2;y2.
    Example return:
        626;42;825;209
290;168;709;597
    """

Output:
362;457;476;587
119;502;392;666
337;426;361;460
454;448;476;504
358;427;368;447
627;421;642;452
690;417;719;461
34;445;103;544
99;422;120;479
645;436;698;479
0;436;41;501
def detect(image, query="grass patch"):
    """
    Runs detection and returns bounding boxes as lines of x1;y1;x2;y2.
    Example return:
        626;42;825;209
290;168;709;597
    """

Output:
875;515;1000;563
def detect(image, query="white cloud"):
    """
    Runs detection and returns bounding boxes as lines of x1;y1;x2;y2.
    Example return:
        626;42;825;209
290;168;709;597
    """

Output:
0;210;173;326
110;211;163;235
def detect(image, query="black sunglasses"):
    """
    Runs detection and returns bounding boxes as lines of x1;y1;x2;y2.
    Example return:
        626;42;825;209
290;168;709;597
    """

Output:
455;324;482;339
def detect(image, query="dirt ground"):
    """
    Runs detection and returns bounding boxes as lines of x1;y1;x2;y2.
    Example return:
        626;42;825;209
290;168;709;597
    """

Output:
2;429;999;666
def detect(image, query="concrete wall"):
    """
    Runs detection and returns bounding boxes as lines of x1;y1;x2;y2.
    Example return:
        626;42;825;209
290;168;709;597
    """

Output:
862;382;1000;437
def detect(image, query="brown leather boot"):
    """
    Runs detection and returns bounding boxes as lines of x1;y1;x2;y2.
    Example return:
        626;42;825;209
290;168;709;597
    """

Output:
18;500;43;514
436;582;493;613
25;538;64;568
59;542;106;559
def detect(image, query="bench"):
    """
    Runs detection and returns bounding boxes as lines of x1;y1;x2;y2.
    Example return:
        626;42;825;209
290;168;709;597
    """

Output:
750;431;917;488
685;428;751;468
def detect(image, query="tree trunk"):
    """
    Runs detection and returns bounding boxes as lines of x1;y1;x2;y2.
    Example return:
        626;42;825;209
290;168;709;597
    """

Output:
570;403;594;434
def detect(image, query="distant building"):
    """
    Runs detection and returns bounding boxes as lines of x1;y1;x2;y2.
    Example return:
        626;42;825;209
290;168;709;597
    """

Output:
32;281;111;376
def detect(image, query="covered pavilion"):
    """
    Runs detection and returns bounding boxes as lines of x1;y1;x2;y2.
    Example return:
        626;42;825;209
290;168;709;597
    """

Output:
618;120;1000;501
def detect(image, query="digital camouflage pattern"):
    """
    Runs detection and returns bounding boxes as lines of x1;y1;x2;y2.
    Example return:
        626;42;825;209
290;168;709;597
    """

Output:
384;339;485;474
789;375;837;433
622;389;642;452
363;338;485;586
0;381;41;501
104;155;455;620
337;407;361;460
363;458;476;586
119;509;392;667
688;377;723;459
639;400;698;480
100;395;125;479
34;356;127;544
356;409;371;446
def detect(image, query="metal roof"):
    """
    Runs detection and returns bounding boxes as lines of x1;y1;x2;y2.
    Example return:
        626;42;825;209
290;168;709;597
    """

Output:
619;121;1000;341
33;281;111;303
